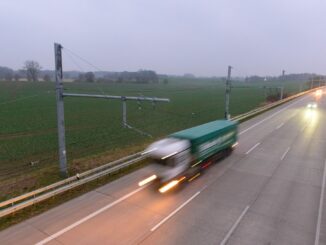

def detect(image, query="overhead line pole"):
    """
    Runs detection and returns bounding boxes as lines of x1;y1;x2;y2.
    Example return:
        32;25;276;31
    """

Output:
311;77;314;89
224;65;232;120
279;87;284;100
54;43;68;177
54;43;170;176
122;97;127;128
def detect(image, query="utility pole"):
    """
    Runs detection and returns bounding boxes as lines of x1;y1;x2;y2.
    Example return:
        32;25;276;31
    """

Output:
279;87;284;100
122;96;127;128
53;43;170;176
54;43;68;177
224;65;232;120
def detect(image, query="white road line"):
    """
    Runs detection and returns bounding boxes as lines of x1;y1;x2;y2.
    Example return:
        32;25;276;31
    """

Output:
35;186;147;245
314;159;326;245
291;112;298;118
245;142;260;155
280;147;290;160
276;123;284;130
200;185;208;192
150;191;201;232
220;205;250;245
239;96;306;136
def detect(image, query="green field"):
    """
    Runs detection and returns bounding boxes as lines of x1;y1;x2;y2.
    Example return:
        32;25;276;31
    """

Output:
0;78;309;199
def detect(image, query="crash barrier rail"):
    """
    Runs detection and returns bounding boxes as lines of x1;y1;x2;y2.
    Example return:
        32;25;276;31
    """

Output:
231;86;323;122
0;152;145;218
0;86;323;218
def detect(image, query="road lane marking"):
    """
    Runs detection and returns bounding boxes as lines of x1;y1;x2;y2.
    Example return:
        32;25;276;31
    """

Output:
290;111;298;119
150;191;201;232
239;96;306;136
200;185;208;192
276;123;284;130
280;147;290;160
35;186;147;245
220;205;250;245
314;159;326;245
245;142;260;155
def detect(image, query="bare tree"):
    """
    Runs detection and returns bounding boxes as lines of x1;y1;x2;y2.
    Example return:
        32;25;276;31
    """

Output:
14;73;20;81
43;74;51;82
84;72;95;82
23;60;42;81
0;66;14;81
5;72;13;81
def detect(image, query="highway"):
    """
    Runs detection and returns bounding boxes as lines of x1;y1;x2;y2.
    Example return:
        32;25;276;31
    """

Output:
1;90;326;245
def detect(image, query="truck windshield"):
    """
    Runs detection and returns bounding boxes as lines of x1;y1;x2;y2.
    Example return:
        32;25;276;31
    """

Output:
150;157;176;167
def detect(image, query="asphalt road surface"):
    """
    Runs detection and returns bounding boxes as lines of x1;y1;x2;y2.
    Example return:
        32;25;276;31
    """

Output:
1;90;326;245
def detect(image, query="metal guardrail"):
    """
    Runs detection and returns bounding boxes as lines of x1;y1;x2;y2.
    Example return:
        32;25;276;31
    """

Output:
0;153;145;218
0;152;142;210
0;86;322;218
0;155;145;218
231;87;322;122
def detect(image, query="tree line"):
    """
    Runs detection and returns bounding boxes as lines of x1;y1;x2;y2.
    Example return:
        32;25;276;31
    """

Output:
0;61;44;82
0;61;162;84
244;73;323;83
76;70;159;84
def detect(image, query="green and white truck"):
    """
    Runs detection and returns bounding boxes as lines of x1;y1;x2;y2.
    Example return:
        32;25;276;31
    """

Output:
139;120;238;192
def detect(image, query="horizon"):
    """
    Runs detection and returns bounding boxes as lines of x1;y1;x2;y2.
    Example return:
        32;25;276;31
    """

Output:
1;1;326;77
1;65;324;79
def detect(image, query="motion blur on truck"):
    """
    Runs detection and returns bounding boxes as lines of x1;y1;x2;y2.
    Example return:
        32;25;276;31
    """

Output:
139;120;238;193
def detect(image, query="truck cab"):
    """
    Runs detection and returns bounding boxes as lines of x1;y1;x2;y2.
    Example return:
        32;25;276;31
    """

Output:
146;138;191;182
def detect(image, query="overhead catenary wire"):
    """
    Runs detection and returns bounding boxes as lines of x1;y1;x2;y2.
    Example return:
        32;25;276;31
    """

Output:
62;46;106;74
54;43;169;176
61;47;107;96
60;45;169;138
63;111;190;149
63;49;86;73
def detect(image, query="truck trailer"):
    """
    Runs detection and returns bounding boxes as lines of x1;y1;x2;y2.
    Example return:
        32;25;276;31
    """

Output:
138;120;238;193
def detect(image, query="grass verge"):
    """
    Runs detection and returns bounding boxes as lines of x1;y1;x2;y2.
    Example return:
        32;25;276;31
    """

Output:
0;158;148;231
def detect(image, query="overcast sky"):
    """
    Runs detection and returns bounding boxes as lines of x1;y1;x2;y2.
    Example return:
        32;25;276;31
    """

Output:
0;0;325;76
